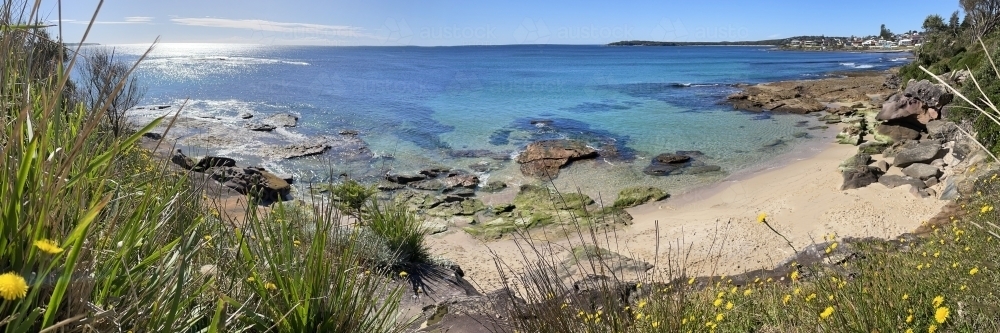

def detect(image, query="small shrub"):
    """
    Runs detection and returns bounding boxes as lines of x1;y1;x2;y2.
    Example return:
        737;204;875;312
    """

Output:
329;179;377;217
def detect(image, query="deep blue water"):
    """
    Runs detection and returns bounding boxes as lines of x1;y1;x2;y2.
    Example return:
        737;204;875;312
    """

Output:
109;44;908;198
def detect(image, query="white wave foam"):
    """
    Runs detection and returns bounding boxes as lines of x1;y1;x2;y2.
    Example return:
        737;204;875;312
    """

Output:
840;62;874;69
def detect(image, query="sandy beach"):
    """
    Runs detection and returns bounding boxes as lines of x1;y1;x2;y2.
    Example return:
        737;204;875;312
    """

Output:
426;140;949;290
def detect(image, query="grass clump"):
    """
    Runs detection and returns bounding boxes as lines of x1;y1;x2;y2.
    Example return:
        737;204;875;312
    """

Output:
362;199;432;272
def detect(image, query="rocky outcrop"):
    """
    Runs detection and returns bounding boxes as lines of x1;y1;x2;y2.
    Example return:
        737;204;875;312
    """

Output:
516;140;598;178
207;166;291;203
876;80;954;141
262;113;299;128
727;73;893;114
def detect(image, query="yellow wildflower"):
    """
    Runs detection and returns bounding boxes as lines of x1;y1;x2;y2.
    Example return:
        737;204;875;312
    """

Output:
264;282;277;291
0;272;29;300
688;277;695;285
725;301;734;310
933;251;940;258
929;324;938;333
246;276;255;282
713;298;723;307
970;267;980;276
651;321;660;328
638;299;648;309
743;289;753;296
793;287;801;295
33;239;64;255
756;213;767;223
203;235;212;242
960;285;968;291
935;307;949;324
902;294;909;300
906;329;913;333
716;313;724;321
293;240;301;247
819;306;834;319
932;296;944;308
730;286;737;294
806;293;817;302
399;271;409;278
906;314;914;323
790;270;800;281
782;294;791;305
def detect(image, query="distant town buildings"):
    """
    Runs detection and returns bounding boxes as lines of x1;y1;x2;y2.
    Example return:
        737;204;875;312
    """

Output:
784;31;922;50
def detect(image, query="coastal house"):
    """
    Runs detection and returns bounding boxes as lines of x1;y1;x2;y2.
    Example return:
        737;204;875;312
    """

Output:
803;40;816;47
898;39;913;47
789;39;802;47
861;40;876;47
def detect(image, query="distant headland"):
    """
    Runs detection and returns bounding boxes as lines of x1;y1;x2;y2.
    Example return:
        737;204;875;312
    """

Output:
609;33;919;52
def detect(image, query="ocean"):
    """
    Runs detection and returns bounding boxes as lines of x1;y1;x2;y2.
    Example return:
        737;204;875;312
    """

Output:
110;44;907;200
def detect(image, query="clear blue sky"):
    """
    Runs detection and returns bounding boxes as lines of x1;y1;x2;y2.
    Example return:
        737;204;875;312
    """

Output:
41;0;962;46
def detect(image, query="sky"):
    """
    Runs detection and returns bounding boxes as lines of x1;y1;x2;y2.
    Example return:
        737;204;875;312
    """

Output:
39;0;963;46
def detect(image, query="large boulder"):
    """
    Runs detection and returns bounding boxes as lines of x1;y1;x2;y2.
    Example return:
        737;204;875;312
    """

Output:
877;80;953;125
876;123;921;142
838;153;872;172
170;150;198;170
516;140;598;178
901;163;941;181
892;144;943;168
878;175;926;190
193;156;237;172
925;120;959;141
841;167;883;190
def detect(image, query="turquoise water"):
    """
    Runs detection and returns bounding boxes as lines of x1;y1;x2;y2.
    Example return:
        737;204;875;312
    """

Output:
109;44;907;200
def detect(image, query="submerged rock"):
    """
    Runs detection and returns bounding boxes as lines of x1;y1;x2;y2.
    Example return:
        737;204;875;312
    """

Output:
262;113;299;128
